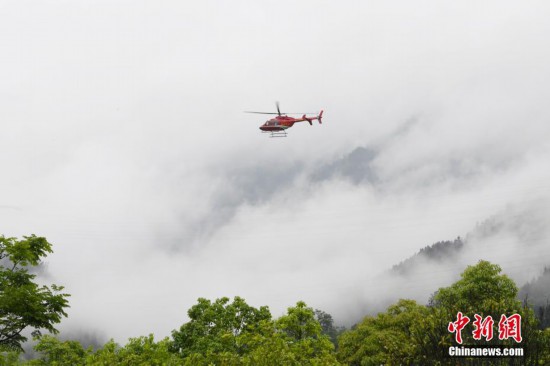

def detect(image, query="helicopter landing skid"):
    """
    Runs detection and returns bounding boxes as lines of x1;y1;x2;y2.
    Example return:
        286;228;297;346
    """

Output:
262;130;288;138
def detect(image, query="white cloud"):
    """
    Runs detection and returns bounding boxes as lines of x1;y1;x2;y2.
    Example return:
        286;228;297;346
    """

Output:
1;0;550;341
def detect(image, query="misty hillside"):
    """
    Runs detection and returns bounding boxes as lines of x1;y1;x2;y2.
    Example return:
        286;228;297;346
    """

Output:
391;237;464;275
519;267;550;328
311;146;377;184
520;266;550;306
390;211;550;328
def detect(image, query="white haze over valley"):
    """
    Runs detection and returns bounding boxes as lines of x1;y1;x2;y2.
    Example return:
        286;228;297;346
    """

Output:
1;1;550;343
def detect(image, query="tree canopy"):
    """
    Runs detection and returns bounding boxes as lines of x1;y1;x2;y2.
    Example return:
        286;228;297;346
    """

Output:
0;235;70;351
170;296;272;358
171;297;339;365
337;260;550;365
1;236;549;365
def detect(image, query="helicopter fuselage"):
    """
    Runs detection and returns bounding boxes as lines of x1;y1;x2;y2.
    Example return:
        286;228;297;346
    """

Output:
259;116;296;131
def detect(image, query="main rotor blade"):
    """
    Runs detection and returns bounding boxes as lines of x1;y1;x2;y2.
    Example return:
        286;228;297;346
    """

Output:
283;112;318;114
244;111;280;114
276;101;281;116
244;111;317;115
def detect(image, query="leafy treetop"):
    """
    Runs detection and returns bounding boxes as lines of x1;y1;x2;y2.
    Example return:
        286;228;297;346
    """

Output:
0;235;70;351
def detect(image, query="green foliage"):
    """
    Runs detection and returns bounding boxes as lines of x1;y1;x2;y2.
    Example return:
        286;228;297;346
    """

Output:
338;299;428;366
114;335;177;365
274;302;338;365
171;298;339;365
171;296;272;358
338;260;550;365
3;251;548;365
28;335;183;365
236;321;298;366
314;309;346;350
433;260;521;315
28;335;88;365
276;301;323;341
0;350;23;366
87;335;181;365
0;235;70;351
420;261;550;364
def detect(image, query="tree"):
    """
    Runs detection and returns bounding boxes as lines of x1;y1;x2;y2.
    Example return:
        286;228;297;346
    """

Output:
88;335;182;365
338;261;550;365
432;260;521;315
170;296;272;358
29;335;88;365
276;301;322;341
337;299;428;366
419;260;549;364
0;235;70;351
275;302;339;365
314;309;344;348
26;334;183;366
171;298;340;365
0;350;22;365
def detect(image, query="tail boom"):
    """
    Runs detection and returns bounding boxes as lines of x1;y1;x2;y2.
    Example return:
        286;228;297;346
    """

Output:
302;110;324;125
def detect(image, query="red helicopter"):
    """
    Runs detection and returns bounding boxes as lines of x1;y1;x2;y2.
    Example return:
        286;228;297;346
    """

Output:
246;102;324;137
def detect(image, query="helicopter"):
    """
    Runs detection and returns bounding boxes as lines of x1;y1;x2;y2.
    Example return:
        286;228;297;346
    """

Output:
245;102;324;137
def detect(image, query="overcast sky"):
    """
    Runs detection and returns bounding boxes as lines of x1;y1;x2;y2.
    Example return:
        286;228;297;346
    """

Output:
2;1;550;343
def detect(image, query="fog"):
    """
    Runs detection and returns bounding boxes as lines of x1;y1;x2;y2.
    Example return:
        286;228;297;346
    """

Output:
1;1;550;342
